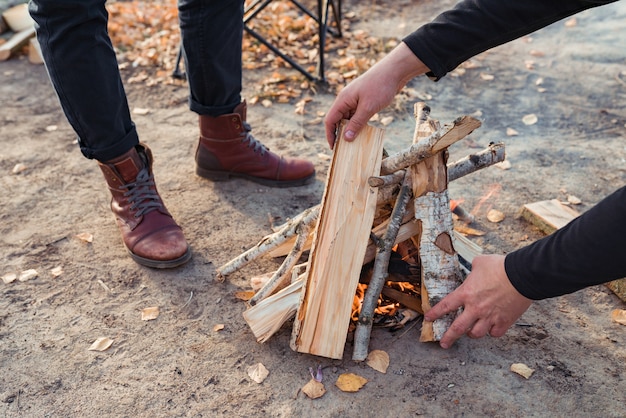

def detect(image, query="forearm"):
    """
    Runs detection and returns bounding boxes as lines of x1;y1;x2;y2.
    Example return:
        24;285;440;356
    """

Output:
403;0;619;80
505;185;626;299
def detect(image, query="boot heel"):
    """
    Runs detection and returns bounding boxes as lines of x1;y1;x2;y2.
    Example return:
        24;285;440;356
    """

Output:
196;165;230;181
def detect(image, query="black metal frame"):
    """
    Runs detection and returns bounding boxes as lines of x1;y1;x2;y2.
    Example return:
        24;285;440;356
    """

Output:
244;0;342;82
172;0;342;82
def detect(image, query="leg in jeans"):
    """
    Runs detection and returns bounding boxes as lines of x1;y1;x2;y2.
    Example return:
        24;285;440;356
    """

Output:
29;0;191;268
179;0;316;186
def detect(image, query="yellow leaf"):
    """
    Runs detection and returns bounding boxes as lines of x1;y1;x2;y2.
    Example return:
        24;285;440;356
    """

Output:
235;291;255;301
611;309;626;325
302;379;326;399
510;363;534;379
335;373;367;392
141;306;160;321
366;350;389;373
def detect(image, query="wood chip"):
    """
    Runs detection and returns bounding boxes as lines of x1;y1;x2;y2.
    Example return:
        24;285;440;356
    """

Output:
495;160;512;170
335;373;368;392
366;350;390;373
564;17;577;27
302;379;326;399
132;107;150;115
141;306;160;321
247;363;269;384
89;337;114;352
11;163;27;174
380;116;394;126
611;309;626;325
213;324;225;332
45;125;58;132
487;209;505;223
510;363;534;379
50;266;63;277
479;73;494;81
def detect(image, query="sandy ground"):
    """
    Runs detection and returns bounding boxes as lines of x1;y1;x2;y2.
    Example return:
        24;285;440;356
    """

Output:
1;1;626;416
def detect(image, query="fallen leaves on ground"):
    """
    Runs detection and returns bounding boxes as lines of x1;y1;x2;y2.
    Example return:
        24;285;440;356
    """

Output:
302;379;326;399
89;337;114;352
141;306;160;321
247;363;270;383
366;349;389;373
335;373;367;392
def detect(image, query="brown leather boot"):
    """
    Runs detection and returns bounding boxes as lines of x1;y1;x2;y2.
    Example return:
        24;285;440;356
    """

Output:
195;101;315;187
98;144;191;268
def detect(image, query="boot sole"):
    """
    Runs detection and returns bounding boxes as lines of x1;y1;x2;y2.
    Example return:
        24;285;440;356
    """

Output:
128;246;192;269
196;166;315;188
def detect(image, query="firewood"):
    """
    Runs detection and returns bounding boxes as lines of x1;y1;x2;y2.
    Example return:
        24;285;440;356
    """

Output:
353;172;413;361
381;286;423;314
380;115;481;175
408;103;463;342
0;26;35;61
291;122;385;359
248;219;312;305
243;276;304;343
217;205;318;279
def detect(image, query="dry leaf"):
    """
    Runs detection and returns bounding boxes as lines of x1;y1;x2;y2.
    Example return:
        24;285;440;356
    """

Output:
141;306;160;321
50;266;63;277
567;195;582;205
213;324;225;332
247;363;269;384
506;127;519;136
235;290;255;301
18;269;38;282
487;209;505;223
75;232;93;243
522;114;538;125
302;379;326;399
366;350;389;374
12;163;27;174
611;309;626;325
2;272;17;284
335;373;367;392
89;337;114;352
454;224;486;236
510;363;534;379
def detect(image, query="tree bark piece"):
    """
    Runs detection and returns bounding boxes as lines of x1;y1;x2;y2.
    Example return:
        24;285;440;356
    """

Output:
291;122;385;359
408;103;463;342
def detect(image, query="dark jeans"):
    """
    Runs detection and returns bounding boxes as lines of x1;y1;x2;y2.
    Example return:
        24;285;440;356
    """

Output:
29;0;244;161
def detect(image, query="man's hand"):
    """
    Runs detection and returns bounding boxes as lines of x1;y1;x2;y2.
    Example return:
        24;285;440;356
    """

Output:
324;43;429;148
424;254;532;349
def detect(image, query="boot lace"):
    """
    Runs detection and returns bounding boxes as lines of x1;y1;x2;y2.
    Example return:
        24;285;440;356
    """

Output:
122;168;163;218
241;122;269;156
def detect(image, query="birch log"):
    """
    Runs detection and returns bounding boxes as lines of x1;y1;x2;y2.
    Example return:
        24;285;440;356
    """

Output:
291;123;385;359
409;103;464;342
353;173;413;361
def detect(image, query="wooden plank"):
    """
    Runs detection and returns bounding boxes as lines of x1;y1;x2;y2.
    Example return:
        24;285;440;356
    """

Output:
0;26;35;61
290;122;385;359
519;199;580;234
520;199;626;302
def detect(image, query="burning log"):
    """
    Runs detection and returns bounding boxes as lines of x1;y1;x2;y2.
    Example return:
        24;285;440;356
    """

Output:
290;123;386;359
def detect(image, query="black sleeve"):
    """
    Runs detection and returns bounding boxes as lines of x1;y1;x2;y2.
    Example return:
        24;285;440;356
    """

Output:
403;0;619;80
504;186;626;300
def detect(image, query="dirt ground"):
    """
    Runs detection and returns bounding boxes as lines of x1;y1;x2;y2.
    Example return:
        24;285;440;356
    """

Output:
2;1;626;417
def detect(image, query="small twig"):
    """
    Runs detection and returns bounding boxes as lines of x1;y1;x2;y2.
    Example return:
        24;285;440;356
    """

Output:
180;291;194;310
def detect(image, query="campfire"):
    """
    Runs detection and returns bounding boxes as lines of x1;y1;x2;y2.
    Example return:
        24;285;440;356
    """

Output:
219;102;504;360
